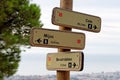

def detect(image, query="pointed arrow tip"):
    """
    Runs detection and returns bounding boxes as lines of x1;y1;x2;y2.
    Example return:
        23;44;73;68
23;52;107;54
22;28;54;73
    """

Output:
37;38;42;43
94;25;97;30
73;63;76;68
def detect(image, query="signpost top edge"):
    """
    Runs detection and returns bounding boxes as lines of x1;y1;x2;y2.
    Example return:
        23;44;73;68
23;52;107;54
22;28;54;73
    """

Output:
47;51;83;54
53;7;101;21
31;28;85;35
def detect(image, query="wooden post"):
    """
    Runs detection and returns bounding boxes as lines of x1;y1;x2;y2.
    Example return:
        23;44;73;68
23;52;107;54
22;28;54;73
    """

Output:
57;0;73;80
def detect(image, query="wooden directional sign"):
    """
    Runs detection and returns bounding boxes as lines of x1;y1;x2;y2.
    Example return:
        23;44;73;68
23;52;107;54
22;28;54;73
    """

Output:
30;28;85;50
52;7;101;33
46;52;84;71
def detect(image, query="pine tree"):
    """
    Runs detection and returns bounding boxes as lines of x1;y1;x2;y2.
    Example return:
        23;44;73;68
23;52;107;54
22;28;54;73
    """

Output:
0;0;43;79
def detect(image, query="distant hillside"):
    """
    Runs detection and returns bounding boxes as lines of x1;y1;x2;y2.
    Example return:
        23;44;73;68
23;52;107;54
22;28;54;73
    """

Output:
5;71;120;80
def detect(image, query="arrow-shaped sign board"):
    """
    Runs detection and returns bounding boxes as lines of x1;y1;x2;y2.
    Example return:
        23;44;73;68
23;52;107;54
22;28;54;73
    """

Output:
52;7;101;33
46;52;84;71
30;28;85;50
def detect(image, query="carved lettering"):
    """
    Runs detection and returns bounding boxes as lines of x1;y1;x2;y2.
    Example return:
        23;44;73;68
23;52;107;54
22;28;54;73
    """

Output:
86;19;93;23
51;41;59;44
56;58;72;61
44;34;54;39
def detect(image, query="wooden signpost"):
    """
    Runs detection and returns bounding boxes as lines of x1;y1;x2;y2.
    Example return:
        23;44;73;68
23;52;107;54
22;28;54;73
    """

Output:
57;1;73;80
29;0;101;80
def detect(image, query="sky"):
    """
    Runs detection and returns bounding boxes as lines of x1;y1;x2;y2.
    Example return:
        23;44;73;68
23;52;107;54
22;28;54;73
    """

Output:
16;0;120;75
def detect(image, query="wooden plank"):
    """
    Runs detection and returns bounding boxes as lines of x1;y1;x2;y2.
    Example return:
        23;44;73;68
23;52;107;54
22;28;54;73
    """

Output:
47;52;84;71
52;7;101;33
30;28;85;50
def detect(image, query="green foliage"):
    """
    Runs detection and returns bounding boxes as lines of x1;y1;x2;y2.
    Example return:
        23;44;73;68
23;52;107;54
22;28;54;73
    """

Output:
0;46;21;77
0;0;42;79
